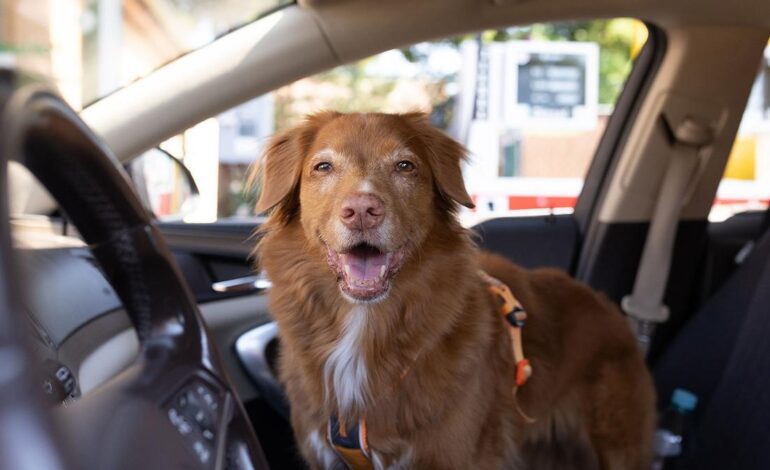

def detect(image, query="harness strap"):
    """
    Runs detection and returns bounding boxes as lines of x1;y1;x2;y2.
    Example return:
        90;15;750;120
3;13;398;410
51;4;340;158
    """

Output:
479;270;533;388
328;415;373;470
327;271;535;468
479;270;536;423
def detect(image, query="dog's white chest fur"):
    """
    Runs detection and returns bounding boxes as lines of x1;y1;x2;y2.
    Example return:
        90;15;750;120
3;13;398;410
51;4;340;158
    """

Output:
306;430;340;469
317;306;414;470
324;305;369;414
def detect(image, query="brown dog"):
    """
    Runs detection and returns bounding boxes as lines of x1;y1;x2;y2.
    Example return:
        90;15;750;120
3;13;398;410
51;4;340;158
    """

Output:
254;111;655;469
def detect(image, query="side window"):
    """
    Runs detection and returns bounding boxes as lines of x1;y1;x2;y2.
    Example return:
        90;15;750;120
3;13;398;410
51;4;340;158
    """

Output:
142;19;646;224
711;48;770;222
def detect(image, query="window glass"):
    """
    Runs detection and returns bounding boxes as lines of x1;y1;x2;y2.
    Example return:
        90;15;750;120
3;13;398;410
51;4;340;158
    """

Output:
711;47;770;222
147;19;648;224
1;0;293;108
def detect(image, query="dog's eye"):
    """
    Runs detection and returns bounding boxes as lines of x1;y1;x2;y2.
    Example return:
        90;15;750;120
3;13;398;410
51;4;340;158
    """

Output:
314;162;333;172
396;160;415;172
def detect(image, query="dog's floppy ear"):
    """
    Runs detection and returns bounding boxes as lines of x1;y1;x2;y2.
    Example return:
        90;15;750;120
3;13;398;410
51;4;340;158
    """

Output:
402;113;475;209
253;129;303;215
252;111;340;216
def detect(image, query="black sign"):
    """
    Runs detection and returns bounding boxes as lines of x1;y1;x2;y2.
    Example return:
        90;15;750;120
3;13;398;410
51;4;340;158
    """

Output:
517;53;586;118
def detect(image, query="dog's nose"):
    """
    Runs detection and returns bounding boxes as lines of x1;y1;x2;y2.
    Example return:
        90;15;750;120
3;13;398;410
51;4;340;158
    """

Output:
340;193;385;230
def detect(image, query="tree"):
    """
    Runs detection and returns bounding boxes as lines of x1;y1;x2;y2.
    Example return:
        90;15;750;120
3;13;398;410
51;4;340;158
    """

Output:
400;19;645;106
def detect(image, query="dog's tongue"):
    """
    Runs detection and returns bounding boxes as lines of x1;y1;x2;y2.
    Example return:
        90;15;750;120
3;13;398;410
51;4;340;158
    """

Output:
341;246;388;283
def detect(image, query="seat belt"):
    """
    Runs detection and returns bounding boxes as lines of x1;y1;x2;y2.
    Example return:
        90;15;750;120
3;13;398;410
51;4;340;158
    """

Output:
622;116;715;355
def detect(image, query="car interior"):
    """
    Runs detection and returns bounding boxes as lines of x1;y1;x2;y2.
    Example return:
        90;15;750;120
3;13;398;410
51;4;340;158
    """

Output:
3;0;770;468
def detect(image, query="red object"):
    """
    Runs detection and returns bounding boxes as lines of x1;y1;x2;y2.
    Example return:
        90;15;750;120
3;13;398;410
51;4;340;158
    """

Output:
158;193;172;215
508;195;576;210
516;359;532;387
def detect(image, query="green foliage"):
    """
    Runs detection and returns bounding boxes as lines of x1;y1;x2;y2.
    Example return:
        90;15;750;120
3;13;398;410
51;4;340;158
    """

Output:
400;19;643;106
0;42;50;55
273;56;449;130
273;61;400;129
272;19;643;131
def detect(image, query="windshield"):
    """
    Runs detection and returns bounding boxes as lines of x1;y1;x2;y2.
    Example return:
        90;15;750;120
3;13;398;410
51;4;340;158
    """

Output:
0;0;292;109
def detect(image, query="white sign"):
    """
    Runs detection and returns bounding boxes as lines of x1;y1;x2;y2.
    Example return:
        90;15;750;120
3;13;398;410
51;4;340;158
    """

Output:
505;41;599;130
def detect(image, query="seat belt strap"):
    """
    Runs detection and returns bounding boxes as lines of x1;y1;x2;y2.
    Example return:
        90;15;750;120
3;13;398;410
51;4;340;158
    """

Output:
622;116;714;355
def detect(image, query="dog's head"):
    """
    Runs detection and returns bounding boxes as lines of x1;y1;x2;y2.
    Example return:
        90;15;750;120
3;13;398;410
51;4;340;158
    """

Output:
255;112;474;303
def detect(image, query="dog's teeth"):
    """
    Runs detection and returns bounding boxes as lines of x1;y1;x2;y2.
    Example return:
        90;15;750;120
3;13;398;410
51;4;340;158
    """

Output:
379;266;386;278
344;265;351;277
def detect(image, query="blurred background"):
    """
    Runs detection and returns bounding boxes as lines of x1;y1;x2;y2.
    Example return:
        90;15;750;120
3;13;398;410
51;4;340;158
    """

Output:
2;0;768;224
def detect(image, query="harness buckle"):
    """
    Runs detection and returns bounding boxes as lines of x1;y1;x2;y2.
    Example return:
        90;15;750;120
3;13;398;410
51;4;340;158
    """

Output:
328;415;373;470
506;307;527;328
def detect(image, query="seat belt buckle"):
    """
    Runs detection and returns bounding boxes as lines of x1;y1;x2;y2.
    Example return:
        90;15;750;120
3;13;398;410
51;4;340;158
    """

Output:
622;295;670;354
621;295;670;324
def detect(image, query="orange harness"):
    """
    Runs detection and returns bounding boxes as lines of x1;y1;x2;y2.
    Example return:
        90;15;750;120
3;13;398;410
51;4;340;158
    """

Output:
478;270;534;389
328;272;533;470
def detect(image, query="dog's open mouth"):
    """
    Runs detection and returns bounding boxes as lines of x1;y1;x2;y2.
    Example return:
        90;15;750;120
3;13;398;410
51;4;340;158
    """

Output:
326;242;406;302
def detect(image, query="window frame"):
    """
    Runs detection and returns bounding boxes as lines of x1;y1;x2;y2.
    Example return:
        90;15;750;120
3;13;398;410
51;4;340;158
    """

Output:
573;23;667;274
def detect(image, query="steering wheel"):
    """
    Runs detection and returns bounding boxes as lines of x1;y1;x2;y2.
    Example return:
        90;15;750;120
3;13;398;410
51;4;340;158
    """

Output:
0;80;269;469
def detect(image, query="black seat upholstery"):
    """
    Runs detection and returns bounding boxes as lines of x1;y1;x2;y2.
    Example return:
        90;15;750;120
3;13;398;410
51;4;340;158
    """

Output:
653;227;770;468
472;214;579;271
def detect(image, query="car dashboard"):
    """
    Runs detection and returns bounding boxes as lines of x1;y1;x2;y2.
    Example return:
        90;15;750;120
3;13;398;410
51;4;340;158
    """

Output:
12;213;278;414
13;217;139;404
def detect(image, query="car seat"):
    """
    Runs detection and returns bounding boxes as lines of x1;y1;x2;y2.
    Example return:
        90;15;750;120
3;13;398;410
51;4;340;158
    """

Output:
653;224;770;468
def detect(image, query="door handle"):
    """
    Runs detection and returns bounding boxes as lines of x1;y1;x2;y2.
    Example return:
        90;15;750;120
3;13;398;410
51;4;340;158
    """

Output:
211;275;271;294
